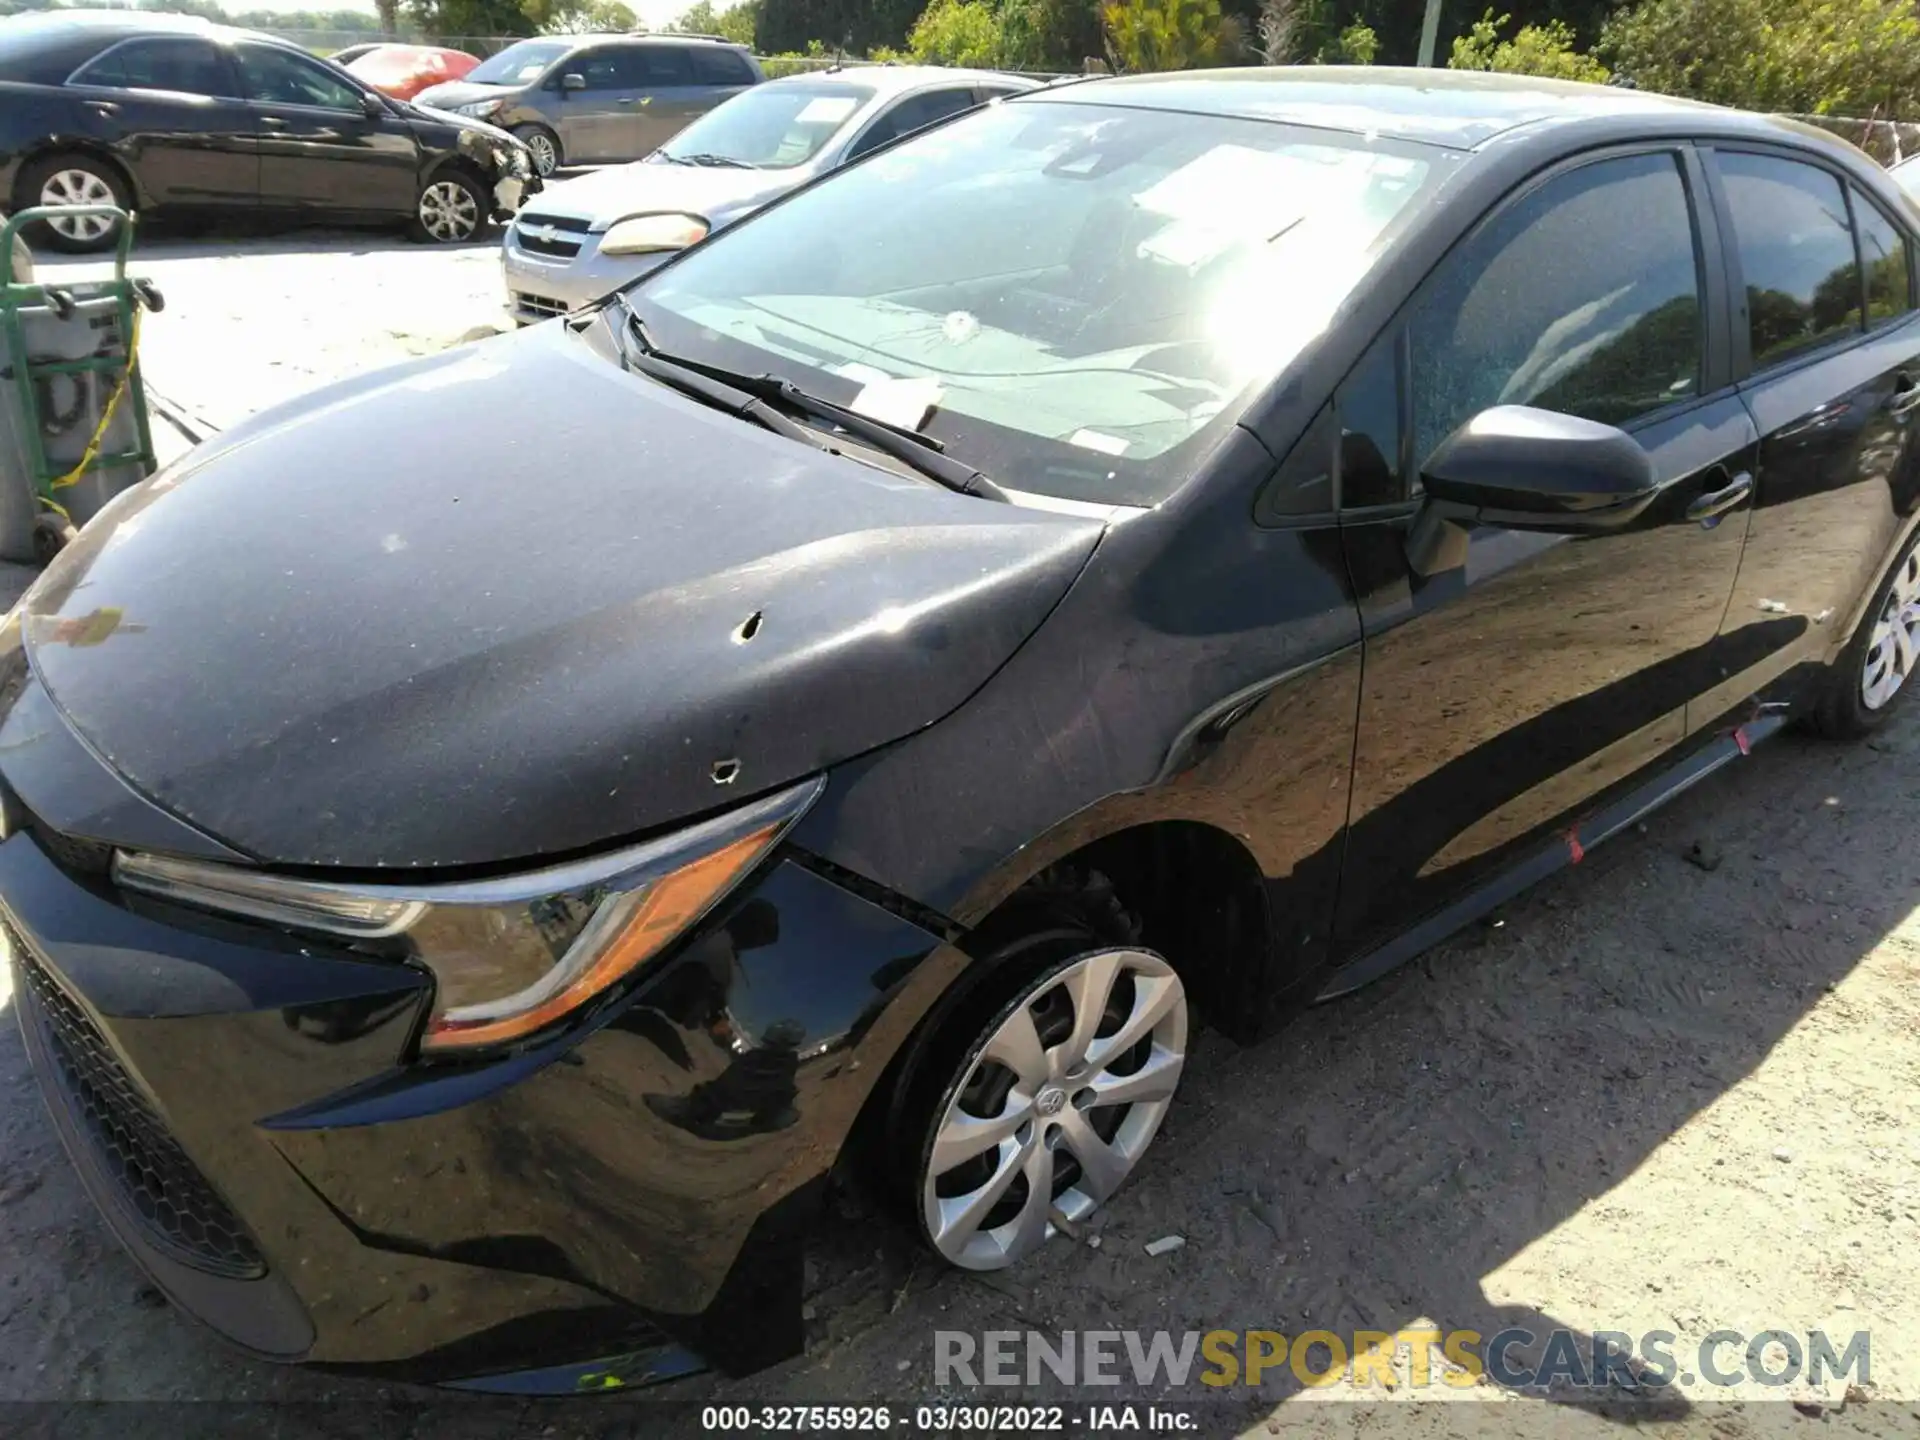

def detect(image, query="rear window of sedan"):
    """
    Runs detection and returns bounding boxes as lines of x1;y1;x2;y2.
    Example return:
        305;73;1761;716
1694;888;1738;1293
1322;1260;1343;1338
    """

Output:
0;25;111;84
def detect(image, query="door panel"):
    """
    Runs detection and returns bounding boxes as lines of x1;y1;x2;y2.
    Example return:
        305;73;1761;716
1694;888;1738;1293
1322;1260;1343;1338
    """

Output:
234;45;416;215
552;47;637;162
1696;154;1920;725
1337;395;1756;953
66;37;257;206
1331;148;1752;960
626;50;707;155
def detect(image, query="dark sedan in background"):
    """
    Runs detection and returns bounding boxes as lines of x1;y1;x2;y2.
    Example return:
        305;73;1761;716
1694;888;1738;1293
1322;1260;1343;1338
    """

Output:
0;9;534;250
6;67;1920;1394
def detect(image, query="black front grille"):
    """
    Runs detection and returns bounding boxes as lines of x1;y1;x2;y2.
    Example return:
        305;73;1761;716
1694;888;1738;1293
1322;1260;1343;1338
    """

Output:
512;291;569;321
13;935;266;1279
513;212;589;259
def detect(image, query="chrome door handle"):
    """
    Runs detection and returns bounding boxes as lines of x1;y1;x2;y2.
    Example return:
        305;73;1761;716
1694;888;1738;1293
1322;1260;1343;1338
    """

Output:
85;100;119;117
1686;471;1753;523
260;115;288;128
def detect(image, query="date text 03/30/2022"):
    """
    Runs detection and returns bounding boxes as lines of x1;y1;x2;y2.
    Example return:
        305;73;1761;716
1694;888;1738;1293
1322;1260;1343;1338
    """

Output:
699;1405;1196;1431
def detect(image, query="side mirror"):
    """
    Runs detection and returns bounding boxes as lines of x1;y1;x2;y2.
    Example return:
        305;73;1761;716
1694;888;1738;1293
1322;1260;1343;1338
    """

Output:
561;71;586;92
1406;405;1658;576
360;92;386;119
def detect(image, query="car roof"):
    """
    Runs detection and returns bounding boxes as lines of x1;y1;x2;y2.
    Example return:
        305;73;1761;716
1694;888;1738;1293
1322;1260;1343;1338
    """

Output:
760;65;1039;96
1036;65;1736;150
2;7;299;50
551;32;752;51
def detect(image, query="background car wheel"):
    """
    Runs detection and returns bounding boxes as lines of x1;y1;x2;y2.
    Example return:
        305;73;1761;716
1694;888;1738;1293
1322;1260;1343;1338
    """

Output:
512;125;561;177
1815;529;1920;739
409;172;485;244
886;869;1187;1272
18;153;130;253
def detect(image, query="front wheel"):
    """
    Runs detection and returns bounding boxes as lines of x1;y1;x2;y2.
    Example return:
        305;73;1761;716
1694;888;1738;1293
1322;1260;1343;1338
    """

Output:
1815;530;1920;738
512;125;560;178
913;945;1188;1271
408;172;486;244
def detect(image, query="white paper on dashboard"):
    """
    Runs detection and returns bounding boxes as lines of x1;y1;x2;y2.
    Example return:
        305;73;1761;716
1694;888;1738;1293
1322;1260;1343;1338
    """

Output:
796;96;860;124
850;376;944;431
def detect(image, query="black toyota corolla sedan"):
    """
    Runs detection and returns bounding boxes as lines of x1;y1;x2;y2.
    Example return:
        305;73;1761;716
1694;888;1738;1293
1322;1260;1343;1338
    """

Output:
5;68;1920;1391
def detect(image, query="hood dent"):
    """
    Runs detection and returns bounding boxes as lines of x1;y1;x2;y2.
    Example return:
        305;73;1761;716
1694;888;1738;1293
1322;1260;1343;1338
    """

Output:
23;326;1102;870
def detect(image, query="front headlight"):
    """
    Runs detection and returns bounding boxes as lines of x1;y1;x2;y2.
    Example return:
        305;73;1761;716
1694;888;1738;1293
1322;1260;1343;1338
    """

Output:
599;212;708;256
112;777;823;1053
456;100;505;119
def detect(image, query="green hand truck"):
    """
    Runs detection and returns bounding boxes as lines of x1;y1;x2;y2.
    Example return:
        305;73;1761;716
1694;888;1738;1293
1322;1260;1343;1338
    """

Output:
0;204;162;563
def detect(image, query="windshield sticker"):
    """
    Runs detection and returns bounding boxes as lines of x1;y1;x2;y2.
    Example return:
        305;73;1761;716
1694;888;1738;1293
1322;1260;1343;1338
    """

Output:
851;375;944;431
797;96;860;124
1069;429;1130;456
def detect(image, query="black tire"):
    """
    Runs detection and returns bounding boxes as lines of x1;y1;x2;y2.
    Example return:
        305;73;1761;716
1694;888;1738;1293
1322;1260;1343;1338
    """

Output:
1814;527;1920;739
512;124;561;178
16;152;131;254
876;867;1141;1205
407;169;488;245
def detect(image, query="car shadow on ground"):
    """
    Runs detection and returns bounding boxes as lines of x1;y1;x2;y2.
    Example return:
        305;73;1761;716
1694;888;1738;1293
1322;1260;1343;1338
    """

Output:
31;219;501;267
1;695;1914;1436
673;715;1920;1433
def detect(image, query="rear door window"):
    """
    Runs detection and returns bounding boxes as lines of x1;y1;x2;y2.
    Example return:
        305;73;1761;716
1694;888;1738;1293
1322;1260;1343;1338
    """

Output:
1408;150;1705;467
1852;188;1913;328
1717;151;1863;367
848;88;979;159
691;47;755;85
71;37;235;97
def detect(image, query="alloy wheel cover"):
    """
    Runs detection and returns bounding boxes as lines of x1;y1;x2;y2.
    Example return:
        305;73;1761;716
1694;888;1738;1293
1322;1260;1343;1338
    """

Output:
419;180;480;241
921;947;1187;1271
524;133;557;175
41;171;116;241
1862;549;1920;710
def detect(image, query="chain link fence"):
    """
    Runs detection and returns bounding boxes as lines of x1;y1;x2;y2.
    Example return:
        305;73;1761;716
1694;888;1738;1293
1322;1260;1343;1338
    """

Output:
1784;114;1920;166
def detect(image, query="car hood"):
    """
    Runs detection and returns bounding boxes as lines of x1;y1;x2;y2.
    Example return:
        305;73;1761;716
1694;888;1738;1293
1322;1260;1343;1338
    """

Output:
528;159;799;225
20;323;1103;870
413;79;520;110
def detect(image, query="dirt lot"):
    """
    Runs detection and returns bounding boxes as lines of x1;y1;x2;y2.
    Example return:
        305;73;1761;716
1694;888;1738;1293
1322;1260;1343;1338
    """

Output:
2;231;1919;1437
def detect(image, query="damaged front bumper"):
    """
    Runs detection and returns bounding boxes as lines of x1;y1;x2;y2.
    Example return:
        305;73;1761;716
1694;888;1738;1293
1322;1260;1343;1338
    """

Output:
2;777;962;1388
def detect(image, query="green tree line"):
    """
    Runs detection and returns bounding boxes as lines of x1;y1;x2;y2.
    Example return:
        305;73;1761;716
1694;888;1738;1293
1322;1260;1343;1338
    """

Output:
8;0;1920;117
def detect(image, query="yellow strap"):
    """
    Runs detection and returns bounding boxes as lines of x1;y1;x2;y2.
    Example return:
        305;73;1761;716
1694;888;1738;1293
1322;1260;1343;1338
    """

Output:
51;303;142;491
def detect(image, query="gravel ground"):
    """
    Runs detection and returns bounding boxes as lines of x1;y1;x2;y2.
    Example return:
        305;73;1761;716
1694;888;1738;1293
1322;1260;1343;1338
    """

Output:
3;228;1919;1437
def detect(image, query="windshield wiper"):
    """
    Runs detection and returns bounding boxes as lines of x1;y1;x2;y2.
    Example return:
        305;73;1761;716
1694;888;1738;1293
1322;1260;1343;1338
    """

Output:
669;152;755;169
609;303;1007;503
597;301;831;453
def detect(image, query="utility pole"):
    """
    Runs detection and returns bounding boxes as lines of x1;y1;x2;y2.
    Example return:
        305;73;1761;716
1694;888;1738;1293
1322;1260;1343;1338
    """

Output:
1416;0;1443;65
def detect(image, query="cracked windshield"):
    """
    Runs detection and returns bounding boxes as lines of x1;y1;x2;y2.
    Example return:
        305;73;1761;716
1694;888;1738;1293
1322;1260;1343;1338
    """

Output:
630;99;1453;505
